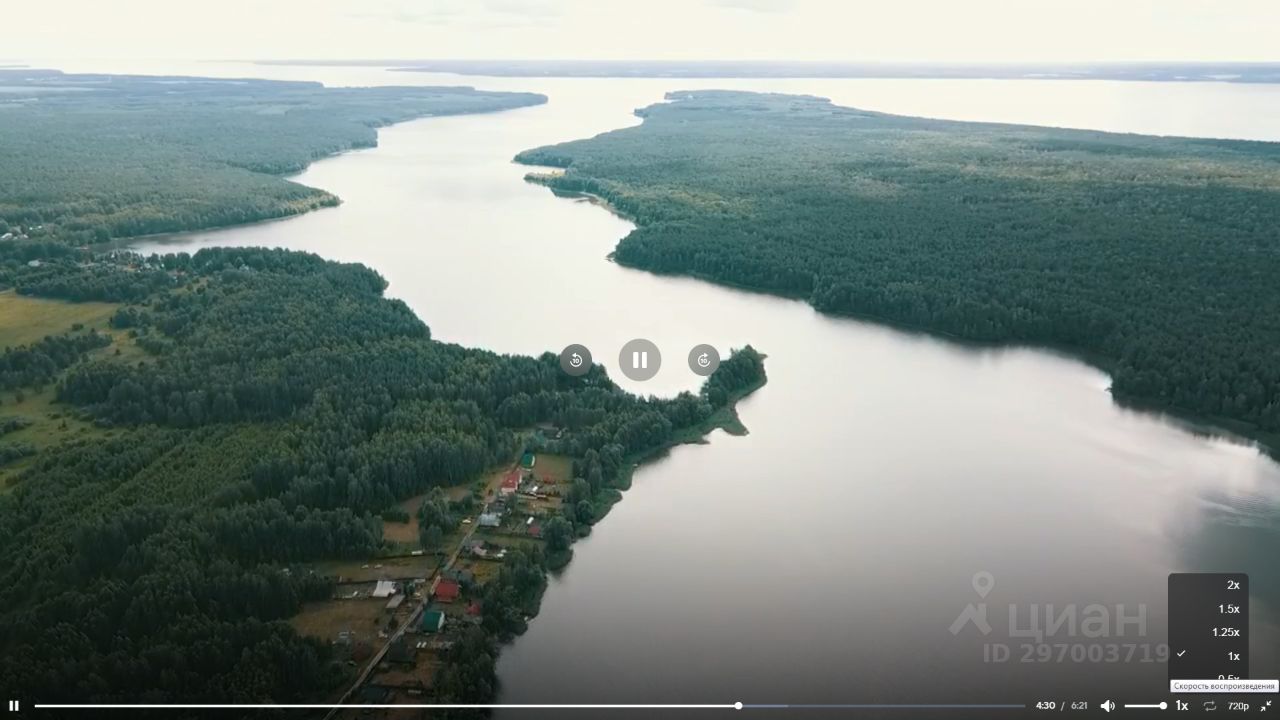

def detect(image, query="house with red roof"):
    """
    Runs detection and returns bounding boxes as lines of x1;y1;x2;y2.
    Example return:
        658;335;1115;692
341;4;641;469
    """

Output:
433;578;461;603
499;469;521;496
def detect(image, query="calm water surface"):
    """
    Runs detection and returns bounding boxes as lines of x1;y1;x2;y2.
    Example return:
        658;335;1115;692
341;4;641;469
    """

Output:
70;60;1280;711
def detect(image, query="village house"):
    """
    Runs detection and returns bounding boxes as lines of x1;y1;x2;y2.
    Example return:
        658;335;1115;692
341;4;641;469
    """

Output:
433;578;461;603
421;609;446;634
499;469;521;496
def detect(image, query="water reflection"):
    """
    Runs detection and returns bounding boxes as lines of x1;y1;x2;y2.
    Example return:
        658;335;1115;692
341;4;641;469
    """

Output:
78;59;1280;707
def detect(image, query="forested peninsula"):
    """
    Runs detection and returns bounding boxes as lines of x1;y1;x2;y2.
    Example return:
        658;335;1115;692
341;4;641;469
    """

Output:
0;72;766;709
0;245;765;706
516;90;1280;444
0;70;545;244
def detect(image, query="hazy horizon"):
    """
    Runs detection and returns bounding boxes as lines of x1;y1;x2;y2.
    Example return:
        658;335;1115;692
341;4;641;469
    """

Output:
5;0;1279;64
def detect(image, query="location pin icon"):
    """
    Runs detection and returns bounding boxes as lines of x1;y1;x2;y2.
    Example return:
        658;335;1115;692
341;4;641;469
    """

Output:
972;571;995;599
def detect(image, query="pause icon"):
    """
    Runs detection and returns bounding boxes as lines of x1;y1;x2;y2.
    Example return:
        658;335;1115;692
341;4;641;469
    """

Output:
618;339;661;381
7;700;17;712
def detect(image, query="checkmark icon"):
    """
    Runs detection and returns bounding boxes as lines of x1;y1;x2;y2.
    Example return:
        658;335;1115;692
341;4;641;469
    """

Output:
1177;650;1187;657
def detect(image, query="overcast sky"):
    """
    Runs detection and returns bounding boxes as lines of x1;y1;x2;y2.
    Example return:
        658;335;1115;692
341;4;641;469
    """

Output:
6;0;1278;63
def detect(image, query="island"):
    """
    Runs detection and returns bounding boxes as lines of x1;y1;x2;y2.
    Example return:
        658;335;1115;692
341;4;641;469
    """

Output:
515;90;1280;448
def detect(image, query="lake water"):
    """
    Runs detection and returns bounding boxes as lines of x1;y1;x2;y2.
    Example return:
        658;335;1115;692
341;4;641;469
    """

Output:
77;59;1280;713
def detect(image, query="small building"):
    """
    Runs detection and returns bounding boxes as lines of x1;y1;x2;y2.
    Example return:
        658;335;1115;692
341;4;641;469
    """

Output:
385;594;405;611
421;609;446;633
26;259;42;268
499;469;521;496
478;512;501;528
521;452;537;469
372;580;397;598
467;601;482;617
527;522;542;538
434;578;461;603
332;631;353;660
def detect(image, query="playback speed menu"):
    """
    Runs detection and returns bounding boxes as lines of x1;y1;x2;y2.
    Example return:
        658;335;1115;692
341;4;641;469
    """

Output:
1169;573;1249;681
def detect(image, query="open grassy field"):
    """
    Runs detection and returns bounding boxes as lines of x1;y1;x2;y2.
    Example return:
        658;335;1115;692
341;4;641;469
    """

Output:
1;380;104;489
528;453;572;485
384;483;478;542
310;556;440;584
0;291;143;488
290;598;389;646
454;557;502;584
383;493;425;545
0;290;119;348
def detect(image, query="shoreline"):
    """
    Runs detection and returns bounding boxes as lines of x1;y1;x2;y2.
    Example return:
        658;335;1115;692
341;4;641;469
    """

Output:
571;364;768;546
519;181;1280;461
90;98;546;251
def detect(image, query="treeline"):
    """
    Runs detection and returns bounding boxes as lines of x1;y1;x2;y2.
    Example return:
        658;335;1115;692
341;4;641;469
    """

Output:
0;329;110;391
0;245;764;704
0;70;545;245
0;416;32;436
0;442;35;465
517;90;1280;435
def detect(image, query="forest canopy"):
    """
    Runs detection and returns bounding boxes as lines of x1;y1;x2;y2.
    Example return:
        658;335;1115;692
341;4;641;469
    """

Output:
0;244;764;703
0;70;545;245
516;90;1280;437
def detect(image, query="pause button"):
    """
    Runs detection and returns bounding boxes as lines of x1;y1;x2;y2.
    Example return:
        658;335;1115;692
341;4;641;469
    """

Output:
7;700;18;712
618;338;661;381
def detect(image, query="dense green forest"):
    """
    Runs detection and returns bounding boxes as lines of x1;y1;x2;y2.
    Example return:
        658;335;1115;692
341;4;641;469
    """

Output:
516;90;1280;437
0;243;765;705
0;70;545;245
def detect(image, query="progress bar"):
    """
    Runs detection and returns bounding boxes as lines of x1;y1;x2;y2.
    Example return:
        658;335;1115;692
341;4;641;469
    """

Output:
743;706;1026;710
33;703;1028;711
